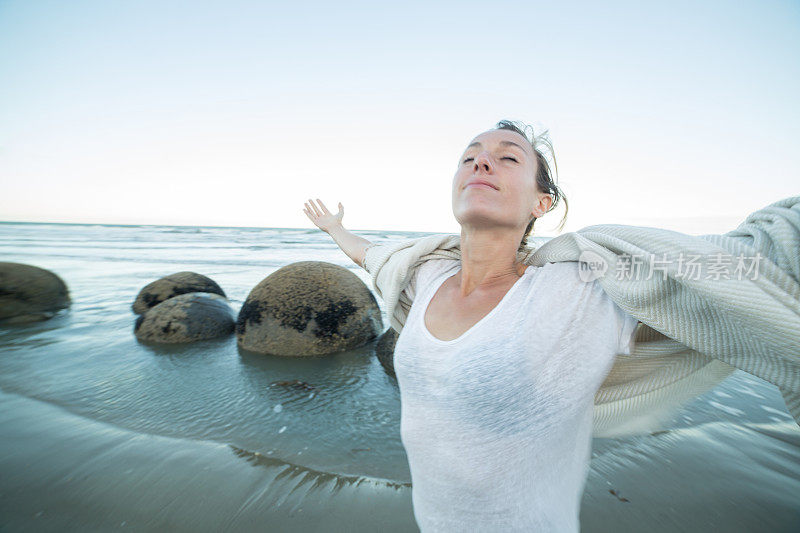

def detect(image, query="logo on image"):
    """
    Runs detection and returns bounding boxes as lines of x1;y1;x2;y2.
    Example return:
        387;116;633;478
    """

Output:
578;250;607;282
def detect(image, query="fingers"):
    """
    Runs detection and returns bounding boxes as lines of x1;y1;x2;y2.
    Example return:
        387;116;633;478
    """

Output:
303;198;341;224
307;198;322;217
317;198;331;215
302;202;318;222
304;200;320;218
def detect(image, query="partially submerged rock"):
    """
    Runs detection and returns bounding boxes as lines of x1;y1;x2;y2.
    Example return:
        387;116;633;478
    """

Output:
375;328;399;377
132;271;226;314
236;261;383;356
134;292;235;343
0;262;71;324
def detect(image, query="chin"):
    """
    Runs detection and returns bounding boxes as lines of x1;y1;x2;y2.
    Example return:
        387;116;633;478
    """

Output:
454;209;509;229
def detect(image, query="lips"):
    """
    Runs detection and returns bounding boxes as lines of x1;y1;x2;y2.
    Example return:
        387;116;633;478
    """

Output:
465;179;498;190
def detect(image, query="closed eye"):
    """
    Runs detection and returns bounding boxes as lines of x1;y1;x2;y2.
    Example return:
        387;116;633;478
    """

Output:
462;156;518;163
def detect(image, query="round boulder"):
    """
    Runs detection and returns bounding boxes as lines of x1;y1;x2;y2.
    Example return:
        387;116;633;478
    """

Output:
0;262;71;324
375;327;399;377
133;271;226;314
134;292;235;343
236;261;383;356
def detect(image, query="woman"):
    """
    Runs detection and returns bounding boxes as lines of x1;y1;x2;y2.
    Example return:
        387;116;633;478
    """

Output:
303;120;642;532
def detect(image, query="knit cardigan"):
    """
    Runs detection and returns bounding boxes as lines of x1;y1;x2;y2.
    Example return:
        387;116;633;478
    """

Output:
362;195;800;438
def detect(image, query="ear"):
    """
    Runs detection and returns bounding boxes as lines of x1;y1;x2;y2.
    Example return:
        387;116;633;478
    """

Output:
533;194;553;218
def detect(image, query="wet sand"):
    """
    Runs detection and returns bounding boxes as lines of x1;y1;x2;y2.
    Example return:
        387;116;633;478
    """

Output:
2;378;799;532
0;389;417;532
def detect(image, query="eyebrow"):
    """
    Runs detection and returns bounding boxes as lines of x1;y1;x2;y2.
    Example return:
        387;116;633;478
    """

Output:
465;140;528;154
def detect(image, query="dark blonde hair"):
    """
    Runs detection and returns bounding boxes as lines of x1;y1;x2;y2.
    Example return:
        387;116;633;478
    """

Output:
494;119;569;252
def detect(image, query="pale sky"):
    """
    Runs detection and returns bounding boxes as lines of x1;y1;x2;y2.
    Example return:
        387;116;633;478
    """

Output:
1;0;798;236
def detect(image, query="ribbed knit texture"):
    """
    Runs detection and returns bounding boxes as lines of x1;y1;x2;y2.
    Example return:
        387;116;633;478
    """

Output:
363;195;800;437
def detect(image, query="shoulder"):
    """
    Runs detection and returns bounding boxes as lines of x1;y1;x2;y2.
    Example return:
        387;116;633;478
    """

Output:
540;261;640;354
532;260;640;342
402;258;459;302
533;261;618;311
538;261;581;276
534;261;585;287
414;257;459;287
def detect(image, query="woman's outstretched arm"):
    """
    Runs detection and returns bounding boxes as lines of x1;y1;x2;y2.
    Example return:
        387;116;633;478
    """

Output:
303;198;373;268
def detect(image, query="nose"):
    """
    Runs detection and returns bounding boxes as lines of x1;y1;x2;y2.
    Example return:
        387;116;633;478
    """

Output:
473;152;493;173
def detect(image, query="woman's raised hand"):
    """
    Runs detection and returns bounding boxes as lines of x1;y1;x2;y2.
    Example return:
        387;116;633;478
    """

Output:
303;198;344;234
304;198;373;267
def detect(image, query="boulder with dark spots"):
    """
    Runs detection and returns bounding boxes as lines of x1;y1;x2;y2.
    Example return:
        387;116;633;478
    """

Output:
375;327;399;377
132;271;226;314
134;292;235;343
0;262;71;324
236;261;383;356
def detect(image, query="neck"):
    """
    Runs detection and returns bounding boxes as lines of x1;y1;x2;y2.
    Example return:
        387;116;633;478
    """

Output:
457;227;527;297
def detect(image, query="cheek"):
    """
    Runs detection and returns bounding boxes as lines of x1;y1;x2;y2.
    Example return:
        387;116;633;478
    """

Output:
452;170;465;191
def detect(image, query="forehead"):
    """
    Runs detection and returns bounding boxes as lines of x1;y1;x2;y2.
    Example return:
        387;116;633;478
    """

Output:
466;128;534;158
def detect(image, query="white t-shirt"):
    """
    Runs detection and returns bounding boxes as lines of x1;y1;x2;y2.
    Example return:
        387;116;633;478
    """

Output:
393;258;639;533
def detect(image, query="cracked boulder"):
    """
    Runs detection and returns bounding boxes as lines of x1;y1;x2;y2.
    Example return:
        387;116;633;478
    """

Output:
236;261;383;356
132;271;226;314
134;292;235;343
0;262;71;324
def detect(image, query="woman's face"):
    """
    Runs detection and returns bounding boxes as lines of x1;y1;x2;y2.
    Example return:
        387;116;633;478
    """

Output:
452;128;546;234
